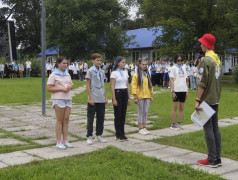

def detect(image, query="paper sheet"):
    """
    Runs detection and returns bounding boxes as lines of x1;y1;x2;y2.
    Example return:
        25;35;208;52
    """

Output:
191;101;215;127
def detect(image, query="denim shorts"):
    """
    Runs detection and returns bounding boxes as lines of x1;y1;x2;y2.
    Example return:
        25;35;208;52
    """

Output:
52;99;72;108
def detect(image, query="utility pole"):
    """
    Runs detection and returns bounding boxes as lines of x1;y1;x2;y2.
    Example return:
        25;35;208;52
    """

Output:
41;0;46;115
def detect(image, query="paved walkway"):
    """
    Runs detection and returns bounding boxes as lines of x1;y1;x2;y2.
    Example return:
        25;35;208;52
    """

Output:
0;86;238;179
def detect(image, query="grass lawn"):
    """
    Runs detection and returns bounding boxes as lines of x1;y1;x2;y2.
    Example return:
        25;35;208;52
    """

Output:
0;78;83;105
0;146;223;180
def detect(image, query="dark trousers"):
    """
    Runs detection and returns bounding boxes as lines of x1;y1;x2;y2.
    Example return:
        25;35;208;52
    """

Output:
151;75;156;86
113;89;128;138
86;103;105;137
47;70;51;77
203;104;221;162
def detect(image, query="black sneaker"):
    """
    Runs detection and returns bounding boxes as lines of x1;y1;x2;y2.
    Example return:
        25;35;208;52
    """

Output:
115;136;124;142
122;135;128;141
217;158;222;166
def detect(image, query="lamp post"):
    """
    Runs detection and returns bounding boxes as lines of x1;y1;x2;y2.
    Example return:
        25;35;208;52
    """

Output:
41;0;46;115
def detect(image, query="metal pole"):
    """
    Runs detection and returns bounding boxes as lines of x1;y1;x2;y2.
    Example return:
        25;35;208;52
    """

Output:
41;0;46;115
7;21;13;61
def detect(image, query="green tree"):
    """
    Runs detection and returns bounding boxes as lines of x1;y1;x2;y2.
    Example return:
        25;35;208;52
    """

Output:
46;0;132;60
1;0;41;57
139;0;238;56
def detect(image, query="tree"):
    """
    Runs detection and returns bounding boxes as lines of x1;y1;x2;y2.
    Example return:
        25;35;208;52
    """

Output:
46;0;132;60
138;0;238;56
1;0;41;57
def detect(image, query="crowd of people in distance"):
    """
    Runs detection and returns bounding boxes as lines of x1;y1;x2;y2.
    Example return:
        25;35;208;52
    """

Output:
0;59;28;79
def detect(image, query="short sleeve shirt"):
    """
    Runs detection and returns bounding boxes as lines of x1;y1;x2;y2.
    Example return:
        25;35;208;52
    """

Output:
26;61;31;69
47;73;73;100
170;66;188;92
110;70;128;89
86;69;105;103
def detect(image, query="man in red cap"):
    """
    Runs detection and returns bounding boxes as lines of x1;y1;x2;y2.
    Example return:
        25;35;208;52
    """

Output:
195;33;222;168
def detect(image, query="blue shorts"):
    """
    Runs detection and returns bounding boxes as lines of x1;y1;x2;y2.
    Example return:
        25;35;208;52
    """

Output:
163;73;169;81
0;71;3;76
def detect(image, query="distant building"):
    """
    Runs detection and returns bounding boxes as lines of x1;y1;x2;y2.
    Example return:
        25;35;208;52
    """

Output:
0;20;17;61
125;27;163;62
36;46;58;62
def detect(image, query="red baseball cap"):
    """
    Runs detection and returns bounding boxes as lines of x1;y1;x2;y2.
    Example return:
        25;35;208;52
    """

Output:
198;34;216;50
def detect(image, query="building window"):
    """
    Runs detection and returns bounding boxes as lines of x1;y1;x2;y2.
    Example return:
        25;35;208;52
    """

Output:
132;51;140;62
152;50;158;61
6;53;9;56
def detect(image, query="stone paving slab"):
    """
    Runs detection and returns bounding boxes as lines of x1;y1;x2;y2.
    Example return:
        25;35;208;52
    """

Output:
0;161;8;168
0;138;28;146
115;142;166;153
222;171;238;180
0;151;41;166
24;142;98;160
5;125;41;132
143;146;193;159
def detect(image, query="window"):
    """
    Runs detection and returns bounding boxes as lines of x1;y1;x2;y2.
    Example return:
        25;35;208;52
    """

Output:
132;51;140;62
152;50;158;61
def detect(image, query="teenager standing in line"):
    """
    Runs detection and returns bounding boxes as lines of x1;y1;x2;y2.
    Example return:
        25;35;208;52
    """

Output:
111;56;130;141
86;53;108;145
47;56;73;149
170;54;189;130
132;59;153;135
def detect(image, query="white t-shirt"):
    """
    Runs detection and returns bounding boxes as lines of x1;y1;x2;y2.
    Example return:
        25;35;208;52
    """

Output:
130;64;135;76
192;67;198;77
73;66;79;74
110;70;128;89
0;64;4;71
170;65;188;92
26;61;31;69
46;63;52;70
189;66;194;76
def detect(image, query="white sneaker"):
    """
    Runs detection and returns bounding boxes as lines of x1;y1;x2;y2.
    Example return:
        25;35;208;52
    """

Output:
95;136;107;143
143;128;150;134
138;128;147;135
86;136;93;145
63;141;73;148
56;143;66;149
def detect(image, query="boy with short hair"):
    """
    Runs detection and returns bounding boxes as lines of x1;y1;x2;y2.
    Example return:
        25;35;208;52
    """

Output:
86;53;108;145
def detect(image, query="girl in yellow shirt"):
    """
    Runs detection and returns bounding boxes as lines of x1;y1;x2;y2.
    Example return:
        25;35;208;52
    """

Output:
132;59;153;135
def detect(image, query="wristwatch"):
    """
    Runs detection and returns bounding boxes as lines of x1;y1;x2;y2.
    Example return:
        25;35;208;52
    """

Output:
171;90;175;93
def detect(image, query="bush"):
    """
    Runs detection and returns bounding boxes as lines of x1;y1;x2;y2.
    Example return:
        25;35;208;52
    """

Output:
233;65;238;84
0;57;6;64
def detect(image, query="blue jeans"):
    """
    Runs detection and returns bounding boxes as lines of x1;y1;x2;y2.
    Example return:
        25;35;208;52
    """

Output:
26;68;31;77
203;104;221;162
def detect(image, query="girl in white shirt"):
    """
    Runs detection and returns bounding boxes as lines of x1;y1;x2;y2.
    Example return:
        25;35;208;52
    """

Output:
170;54;189;130
110;56;130;141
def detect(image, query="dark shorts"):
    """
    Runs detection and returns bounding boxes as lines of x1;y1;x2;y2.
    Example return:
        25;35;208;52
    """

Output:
173;92;186;103
163;72;169;81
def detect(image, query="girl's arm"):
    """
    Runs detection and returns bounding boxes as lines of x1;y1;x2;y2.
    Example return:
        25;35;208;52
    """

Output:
110;78;117;106
126;81;131;105
47;84;71;93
